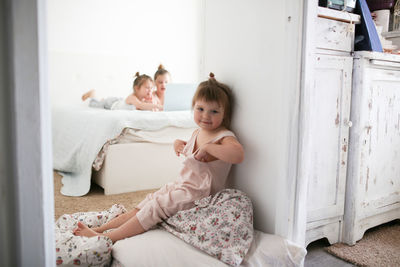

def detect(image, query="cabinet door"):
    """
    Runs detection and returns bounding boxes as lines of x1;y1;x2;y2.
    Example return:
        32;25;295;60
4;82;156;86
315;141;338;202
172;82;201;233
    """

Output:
307;54;353;223
354;67;400;214
344;62;400;244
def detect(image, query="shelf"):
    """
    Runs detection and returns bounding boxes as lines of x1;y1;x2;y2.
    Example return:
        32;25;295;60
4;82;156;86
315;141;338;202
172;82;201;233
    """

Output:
317;6;361;24
382;30;400;38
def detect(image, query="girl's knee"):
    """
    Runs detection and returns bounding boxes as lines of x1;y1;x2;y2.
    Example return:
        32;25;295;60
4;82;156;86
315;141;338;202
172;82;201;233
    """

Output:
125;207;140;217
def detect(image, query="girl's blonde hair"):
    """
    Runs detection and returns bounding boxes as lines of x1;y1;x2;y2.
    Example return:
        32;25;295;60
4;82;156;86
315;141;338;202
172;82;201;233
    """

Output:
192;73;234;129
154;64;170;81
133;72;153;92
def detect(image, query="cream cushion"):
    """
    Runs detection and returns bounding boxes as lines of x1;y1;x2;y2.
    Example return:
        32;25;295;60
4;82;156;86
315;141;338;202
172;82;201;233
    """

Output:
112;229;306;267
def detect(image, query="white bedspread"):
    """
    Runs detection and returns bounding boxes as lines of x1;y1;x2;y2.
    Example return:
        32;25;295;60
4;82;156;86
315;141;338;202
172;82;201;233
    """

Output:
52;105;196;196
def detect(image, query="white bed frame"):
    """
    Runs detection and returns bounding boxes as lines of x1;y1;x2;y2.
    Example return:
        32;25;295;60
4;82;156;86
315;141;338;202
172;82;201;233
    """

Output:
92;128;195;195
93;137;189;195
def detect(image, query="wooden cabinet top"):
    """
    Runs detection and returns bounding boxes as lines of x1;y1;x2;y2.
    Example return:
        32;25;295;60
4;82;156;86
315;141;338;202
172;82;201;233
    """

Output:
317;6;361;24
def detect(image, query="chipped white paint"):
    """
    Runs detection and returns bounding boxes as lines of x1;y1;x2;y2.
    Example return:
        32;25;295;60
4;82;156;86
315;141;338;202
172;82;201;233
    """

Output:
316;17;355;52
306;220;341;245
293;0;318;246
301;8;358;246
343;51;400;245
305;53;353;246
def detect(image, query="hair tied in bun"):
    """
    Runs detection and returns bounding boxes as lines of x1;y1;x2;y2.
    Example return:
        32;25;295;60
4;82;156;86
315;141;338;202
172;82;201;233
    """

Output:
209;72;215;78
135;72;140;78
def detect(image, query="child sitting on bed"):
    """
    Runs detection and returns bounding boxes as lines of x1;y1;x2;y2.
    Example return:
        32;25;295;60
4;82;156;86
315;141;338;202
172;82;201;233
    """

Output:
74;73;244;243
152;64;171;107
82;72;163;111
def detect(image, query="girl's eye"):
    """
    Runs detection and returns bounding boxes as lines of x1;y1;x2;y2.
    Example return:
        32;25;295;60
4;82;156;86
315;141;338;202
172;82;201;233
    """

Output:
197;107;204;111
212;110;218;114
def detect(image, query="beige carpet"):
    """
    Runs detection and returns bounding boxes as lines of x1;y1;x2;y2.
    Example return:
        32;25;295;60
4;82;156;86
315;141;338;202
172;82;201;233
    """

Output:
53;171;157;220
326;220;400;267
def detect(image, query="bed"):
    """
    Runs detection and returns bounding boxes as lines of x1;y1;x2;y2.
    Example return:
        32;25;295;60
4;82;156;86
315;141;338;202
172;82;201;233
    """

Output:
92;126;196;195
52;104;196;196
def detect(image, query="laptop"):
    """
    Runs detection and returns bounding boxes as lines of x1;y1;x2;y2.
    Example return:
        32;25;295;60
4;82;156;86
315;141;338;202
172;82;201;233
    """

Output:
163;83;197;111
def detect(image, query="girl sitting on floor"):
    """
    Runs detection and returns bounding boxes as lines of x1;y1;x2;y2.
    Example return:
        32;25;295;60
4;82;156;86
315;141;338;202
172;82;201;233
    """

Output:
74;73;244;243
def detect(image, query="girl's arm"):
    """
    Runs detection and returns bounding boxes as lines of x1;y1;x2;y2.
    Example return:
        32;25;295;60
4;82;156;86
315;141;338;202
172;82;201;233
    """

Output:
151;94;163;111
126;95;163;111
196;136;244;164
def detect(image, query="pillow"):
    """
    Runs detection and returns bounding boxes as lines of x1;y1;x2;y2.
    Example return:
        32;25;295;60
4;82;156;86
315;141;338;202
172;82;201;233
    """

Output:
55;204;126;267
241;231;307;267
163;83;197;111
111;229;306;267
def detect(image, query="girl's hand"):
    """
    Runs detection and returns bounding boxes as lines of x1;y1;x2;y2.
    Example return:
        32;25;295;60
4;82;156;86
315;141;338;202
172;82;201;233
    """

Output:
174;139;187;156
194;145;211;162
151;104;163;112
141;97;153;103
141;98;162;111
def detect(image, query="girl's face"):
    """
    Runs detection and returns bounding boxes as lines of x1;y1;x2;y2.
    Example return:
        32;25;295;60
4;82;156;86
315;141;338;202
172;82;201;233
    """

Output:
193;99;224;131
135;79;153;100
155;74;170;94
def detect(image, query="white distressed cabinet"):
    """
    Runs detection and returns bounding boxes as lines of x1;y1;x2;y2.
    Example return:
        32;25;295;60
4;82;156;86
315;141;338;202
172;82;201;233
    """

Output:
303;7;360;245
305;54;353;245
343;51;400;245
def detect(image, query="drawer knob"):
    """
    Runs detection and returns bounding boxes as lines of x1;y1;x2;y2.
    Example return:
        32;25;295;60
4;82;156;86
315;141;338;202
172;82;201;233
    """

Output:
346;120;353;127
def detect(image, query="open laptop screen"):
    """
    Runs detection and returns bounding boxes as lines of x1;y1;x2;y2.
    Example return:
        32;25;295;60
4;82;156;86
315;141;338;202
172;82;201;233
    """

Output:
163;83;197;111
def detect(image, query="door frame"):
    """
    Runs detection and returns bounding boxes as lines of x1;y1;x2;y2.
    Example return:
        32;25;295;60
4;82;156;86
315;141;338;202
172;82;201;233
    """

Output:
288;0;318;245
1;0;55;266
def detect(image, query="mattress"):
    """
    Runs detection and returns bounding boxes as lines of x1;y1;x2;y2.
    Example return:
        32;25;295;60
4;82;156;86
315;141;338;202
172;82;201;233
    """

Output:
93;127;196;195
110;229;306;267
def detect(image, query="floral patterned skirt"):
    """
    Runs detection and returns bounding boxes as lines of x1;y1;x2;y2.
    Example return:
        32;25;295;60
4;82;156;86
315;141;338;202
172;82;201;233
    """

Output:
160;189;254;267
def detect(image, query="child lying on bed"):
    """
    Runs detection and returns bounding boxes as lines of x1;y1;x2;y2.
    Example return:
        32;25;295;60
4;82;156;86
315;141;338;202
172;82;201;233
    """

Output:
152;64;171;106
82;72;163;111
74;73;245;243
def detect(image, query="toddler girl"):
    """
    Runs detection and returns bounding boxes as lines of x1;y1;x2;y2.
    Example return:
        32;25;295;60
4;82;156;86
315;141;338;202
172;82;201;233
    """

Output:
74;73;244;242
82;72;163;111
152;64;171;107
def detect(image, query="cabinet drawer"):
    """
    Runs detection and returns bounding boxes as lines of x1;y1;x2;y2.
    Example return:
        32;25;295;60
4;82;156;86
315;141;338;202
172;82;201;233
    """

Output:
316;17;354;52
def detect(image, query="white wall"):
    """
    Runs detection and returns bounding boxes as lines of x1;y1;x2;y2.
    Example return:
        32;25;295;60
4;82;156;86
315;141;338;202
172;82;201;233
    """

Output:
48;0;205;106
204;0;303;235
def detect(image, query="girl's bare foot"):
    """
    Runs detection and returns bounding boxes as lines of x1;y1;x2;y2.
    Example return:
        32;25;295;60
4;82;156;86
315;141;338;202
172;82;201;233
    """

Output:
91;226;103;233
81;89;96;101
73;222;101;238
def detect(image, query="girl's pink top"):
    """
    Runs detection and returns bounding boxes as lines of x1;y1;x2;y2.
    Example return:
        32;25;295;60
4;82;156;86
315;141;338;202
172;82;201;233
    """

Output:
135;128;236;230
